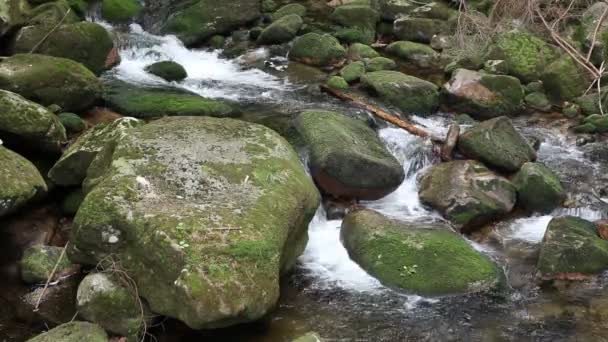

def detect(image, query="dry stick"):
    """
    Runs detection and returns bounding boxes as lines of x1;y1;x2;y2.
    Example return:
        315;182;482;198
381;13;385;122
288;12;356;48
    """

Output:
586;3;608;62
29;8;72;54
33;241;69;312
598;61;606;115
319;84;440;141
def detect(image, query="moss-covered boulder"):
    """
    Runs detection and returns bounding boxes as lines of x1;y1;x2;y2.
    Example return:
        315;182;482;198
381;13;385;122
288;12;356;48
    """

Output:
289;33;346;66
378;0;416;21
394;17;449;43
77;273;148;337
162;0;261;46
0;0;30;37
101;0;142;23
0;146;47;217
365;57;396;72
361;70;439;115
577;2;608;66
347;43;379;60
538;216;608;278
386;40;439;68
575;88;608;116
524;92;551;112
442;69;524;119
341;209;501;295
26;321;108;342
0;54;102;112
145;61;188;82
457;116;536;172
295;110;404;200
68;116;320;329
0;90;66;152
512;162;565;213
257;14;303;45
330;4;379;45
20;245;74;284
541;56;589;102
102;80;233;118
326;76;348;89
10;22;114;75
574;114;608;133
49;118;142;186
27;0;80;27
340;61;366;83
272;3;306;20
484;30;559;83
419;160;516;231
58;113;86;133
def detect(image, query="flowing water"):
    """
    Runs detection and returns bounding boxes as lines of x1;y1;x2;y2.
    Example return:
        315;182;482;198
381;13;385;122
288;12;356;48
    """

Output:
4;20;608;341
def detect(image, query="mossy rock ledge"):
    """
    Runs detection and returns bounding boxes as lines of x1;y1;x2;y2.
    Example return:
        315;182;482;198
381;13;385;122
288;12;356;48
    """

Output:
68;116;320;329
341;209;501;295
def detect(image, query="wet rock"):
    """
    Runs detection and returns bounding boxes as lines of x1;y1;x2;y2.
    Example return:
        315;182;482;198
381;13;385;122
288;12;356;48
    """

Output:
10;22;115;75
208;34;226;49
258;14;303;45
340;61;366;83
330;4;379;45
386;40;439;69
289;33;346;67
419;160;516;231
48;118;143;186
292;332;323;342
0;54;102;112
347;43;379;60
574;87;608;116
162;0;261;46
341;209;501;295
296;110;404;200
457;116;536;172
20;245;73;284
61;188;85;215
26;321;109;342
77;273;149;337
525;92;552;112
484;30;559;83
581;142;608;164
361;70;439;115
272;3;306;20
442;69;524;119
538;216;608;278
0;146;47;217
512;162;565;213
145;61;188;82
541;56;589;102
394;17;449;44
102;80;233;118
285;62;327;84
365;57;397;72
574;114;608;134
68;116;320;329
58;113;86;134
101;0;142;23
378;0;416;21
21;277;80;325
326;76;349;89
0;90;67;152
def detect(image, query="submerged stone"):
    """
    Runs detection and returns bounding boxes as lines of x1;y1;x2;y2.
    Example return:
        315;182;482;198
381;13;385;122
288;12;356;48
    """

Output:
145;61;188;82
68;116;320;329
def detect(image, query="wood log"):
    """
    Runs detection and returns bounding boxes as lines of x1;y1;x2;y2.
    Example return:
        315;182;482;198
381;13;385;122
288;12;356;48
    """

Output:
319;84;441;141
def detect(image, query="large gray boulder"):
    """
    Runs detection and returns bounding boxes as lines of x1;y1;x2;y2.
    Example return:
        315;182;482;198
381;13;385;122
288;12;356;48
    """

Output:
68;116;320;329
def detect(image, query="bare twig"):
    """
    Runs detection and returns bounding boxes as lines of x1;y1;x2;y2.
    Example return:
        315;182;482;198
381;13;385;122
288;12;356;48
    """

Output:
33;242;69;312
586;4;608;62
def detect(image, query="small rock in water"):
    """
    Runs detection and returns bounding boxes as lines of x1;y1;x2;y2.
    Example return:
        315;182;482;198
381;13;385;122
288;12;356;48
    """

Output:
145;60;188;82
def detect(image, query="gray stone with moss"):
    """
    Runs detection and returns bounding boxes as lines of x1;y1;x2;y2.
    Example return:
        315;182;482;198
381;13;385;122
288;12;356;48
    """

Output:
10;22;114;75
457;116;536;172
341;209;501;294
334;27;375;45
326;76;349;89
145;61;188;82
541;56;589;102
208;35;225;49
394;17;449;43
574;87;608;116
102;80;233;118
347;43;379;60
365;57;396;72
258;14;303;45
49;118;143;186
330;4;379;44
0;146;47;217
289;33;346;67
512;162;565;213
26;321;108;342
0;90;67;152
419;160;516;231
386;40;439;68
272;3;306;20
101;0;142;23
21;245;73;284
340;61;366;83
442;69;524;119
0;54;102;112
77;273;149;337
484;30;559;83
292;332;323;342
295;110;404;200
58;113;86;133
0;0;31;37
538;216;608;278
27;0;80;27
525;92;551;112
68;116;320;329
361;70;438;115
574;114;608;133
378;0;417;21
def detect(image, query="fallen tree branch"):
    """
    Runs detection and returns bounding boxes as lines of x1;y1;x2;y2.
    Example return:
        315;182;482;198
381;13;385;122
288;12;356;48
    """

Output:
34;242;69;312
29;8;71;54
586;4;608;62
319;84;441;141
